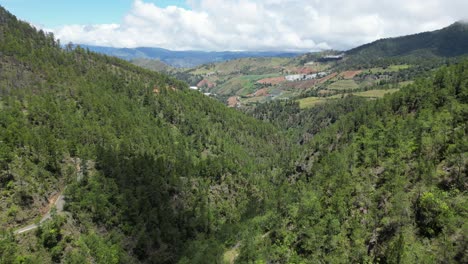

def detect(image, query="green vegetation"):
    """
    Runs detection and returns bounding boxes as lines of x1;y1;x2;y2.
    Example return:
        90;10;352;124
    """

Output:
297;96;327;108
244;62;468;262
399;80;414;87
368;64;411;74
217;74;281;96
327;79;360;90
345;22;468;68
0;7;294;263
190;57;290;76
222;245;240;264
0;6;467;264
352;88;400;98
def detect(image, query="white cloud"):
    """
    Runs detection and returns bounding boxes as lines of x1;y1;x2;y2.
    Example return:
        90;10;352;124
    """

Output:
50;0;468;51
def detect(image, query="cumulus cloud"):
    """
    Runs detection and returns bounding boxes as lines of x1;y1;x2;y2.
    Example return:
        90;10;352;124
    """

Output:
50;0;468;51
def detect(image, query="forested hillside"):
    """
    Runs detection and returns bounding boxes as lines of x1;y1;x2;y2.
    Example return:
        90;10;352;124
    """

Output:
0;7;295;263
345;21;468;67
239;62;468;262
0;6;467;264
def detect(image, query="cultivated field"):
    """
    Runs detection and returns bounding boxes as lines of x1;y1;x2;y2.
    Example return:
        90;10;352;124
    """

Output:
367;64;411;74
352;89;400;98
327;80;359;90
340;70;362;79
298;97;328;108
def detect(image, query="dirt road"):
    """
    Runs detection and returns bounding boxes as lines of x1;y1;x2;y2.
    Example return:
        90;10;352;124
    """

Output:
14;193;65;234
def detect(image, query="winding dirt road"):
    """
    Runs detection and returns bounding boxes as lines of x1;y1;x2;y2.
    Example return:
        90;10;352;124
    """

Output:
14;193;65;234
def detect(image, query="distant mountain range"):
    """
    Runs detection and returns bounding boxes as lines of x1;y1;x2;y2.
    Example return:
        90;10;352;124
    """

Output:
77;22;468;69
77;45;303;68
347;21;468;60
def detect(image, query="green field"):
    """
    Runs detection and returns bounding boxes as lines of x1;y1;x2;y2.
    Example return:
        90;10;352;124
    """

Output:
299;89;400;108
368;64;411;74
298;97;328;108
327;80;359;90
398;80;414;87
352;89;400;98
216;77;250;95
275;90;295;100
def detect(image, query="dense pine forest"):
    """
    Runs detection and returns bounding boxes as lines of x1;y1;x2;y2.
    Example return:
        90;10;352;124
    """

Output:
344;21;468;69
0;6;467;264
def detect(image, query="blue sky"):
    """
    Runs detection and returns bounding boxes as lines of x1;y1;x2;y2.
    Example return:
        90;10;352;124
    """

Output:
0;0;465;51
0;0;189;27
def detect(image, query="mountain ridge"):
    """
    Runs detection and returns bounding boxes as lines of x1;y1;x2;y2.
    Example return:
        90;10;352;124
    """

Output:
346;21;468;59
77;44;303;68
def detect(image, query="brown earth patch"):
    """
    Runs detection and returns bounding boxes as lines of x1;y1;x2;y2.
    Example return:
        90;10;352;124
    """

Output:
257;76;285;85
254;88;269;97
318;73;338;84
227;96;239;107
197;79;215;88
285;79;318;90
318;90;335;96
340;70;362;79
297;67;317;74
40;192;61;215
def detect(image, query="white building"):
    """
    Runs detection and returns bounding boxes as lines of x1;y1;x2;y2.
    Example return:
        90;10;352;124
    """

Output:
285;74;305;81
285;72;328;82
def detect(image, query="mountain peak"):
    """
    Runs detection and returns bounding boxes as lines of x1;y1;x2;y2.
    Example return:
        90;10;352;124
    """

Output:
448;20;468;29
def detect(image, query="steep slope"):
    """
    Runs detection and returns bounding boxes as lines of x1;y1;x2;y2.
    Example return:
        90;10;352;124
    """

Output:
233;59;468;263
347;22;468;60
1;6;467;264
0;7;295;263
